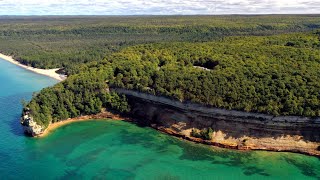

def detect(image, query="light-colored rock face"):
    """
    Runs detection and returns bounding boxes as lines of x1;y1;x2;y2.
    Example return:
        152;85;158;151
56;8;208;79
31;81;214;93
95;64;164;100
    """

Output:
114;88;320;139
112;88;320;156
20;111;44;136
19;88;320;155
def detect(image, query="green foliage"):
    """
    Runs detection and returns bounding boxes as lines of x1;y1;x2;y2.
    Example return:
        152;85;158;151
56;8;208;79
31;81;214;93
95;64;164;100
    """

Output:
1;15;320;74
20;99;28;108
100;32;320;117
191;128;214;140
21;16;320;126
27;31;320;126
27;69;130;126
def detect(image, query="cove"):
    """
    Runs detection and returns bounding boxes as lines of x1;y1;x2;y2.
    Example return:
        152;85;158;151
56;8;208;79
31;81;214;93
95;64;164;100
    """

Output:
0;58;320;179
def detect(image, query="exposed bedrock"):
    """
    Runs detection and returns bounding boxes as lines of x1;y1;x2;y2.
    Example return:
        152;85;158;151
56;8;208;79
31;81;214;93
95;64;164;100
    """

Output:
20;109;43;136
113;88;320;156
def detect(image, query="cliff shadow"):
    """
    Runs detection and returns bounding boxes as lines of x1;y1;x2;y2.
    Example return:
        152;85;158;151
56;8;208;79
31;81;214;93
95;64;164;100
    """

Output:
127;97;320;143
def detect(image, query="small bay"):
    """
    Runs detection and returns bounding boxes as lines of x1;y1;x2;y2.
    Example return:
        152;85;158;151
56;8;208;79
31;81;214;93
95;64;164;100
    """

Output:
0;58;320;179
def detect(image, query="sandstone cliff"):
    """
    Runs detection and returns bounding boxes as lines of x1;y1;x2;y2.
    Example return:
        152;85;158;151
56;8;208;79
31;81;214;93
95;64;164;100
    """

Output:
21;109;43;136
20;88;320;156
112;88;320;156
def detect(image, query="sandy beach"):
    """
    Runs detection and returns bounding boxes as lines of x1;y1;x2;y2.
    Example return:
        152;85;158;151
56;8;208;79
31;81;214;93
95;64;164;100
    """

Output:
37;111;127;138
37;119;106;138
0;53;66;81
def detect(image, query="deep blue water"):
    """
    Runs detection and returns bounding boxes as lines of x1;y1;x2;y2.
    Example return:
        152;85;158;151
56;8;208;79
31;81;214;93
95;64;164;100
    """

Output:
1;58;320;179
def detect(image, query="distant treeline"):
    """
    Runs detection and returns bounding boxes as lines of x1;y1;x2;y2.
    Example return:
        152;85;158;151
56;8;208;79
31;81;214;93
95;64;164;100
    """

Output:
27;31;320;127
1;15;320;74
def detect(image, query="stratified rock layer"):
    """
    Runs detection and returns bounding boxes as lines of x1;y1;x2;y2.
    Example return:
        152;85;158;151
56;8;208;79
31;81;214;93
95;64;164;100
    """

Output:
20;88;320;156
113;88;320;156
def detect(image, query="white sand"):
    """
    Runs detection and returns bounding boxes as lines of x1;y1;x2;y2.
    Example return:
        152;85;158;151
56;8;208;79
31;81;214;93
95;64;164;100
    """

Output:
0;53;66;81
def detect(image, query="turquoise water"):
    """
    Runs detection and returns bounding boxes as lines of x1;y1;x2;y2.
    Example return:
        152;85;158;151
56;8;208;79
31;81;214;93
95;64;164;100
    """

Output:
1;58;320;179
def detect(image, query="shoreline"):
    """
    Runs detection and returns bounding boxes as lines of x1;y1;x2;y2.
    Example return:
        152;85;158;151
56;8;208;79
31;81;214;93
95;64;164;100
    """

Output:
0;53;66;81
36;111;128;138
33;110;320;157
153;126;320;157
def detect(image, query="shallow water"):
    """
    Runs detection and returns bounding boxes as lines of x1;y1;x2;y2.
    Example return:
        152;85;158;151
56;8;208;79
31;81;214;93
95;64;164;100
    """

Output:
1;58;320;179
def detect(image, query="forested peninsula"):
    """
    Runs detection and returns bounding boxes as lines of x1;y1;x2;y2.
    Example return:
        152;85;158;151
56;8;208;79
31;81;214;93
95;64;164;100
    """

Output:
3;15;319;156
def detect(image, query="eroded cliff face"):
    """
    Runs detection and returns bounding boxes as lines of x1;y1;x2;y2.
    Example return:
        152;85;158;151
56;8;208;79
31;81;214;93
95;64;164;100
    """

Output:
21;109;44;136
20;109;128;137
112;88;320;156
21;88;320;156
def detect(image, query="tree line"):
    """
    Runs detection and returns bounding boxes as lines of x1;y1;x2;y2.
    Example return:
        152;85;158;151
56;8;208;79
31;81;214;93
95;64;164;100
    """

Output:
1;15;320;74
26;31;320;127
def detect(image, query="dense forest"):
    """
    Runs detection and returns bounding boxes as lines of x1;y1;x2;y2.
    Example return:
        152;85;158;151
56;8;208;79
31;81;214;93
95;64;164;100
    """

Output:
24;27;320;127
1;15;320;74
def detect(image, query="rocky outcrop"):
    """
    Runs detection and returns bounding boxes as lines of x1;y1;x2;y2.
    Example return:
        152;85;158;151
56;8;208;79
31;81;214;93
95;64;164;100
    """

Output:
20;109;129;137
112;88;320;156
20;87;320;156
20;109;44;136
